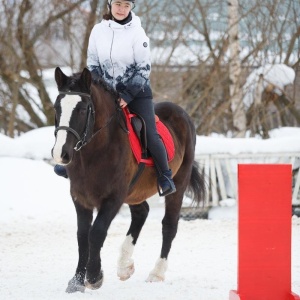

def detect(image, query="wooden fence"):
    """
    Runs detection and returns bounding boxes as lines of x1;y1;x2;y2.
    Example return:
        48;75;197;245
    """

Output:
196;153;300;207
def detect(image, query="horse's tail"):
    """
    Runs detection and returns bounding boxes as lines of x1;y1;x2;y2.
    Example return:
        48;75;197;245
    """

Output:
187;160;207;206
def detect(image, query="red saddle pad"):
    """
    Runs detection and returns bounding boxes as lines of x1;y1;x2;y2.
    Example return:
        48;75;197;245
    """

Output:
123;107;175;167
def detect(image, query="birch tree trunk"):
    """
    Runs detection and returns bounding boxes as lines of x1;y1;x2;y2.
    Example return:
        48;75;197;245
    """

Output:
228;0;246;137
8;78;19;138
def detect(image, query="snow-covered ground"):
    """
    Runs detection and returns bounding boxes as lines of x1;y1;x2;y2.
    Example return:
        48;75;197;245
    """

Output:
0;127;300;299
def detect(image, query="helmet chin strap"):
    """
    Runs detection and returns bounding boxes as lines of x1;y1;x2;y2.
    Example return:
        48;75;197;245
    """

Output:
107;0;112;11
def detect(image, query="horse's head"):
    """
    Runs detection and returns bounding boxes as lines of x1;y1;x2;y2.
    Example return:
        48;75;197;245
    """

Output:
52;67;95;165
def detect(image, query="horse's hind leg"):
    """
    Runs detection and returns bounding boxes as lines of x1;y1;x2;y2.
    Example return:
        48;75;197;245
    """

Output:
117;201;149;280
146;190;184;282
66;201;93;293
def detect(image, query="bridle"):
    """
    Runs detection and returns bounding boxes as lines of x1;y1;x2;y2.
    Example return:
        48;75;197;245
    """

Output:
54;90;119;151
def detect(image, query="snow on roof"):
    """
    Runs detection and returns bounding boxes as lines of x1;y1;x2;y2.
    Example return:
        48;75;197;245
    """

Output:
242;64;295;108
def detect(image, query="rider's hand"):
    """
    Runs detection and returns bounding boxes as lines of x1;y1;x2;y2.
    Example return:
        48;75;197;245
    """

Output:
119;98;127;108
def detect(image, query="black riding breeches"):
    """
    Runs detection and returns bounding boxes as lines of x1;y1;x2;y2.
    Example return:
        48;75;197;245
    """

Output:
128;87;169;173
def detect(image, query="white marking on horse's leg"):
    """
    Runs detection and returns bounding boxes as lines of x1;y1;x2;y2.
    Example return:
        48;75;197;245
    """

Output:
146;258;168;282
52;95;81;163
117;235;135;281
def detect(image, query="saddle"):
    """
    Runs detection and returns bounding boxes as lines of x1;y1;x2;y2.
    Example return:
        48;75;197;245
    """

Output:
122;107;175;167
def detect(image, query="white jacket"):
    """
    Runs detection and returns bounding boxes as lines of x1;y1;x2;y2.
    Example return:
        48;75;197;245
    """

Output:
87;12;151;103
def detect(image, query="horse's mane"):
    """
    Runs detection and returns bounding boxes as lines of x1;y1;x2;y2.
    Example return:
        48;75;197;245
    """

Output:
93;77;119;100
71;72;119;100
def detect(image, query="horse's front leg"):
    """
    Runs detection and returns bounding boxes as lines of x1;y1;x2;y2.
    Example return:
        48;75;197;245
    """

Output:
117;201;149;280
66;201;93;293
85;198;122;290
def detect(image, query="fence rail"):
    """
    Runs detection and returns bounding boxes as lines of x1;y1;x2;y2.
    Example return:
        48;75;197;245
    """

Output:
195;153;300;207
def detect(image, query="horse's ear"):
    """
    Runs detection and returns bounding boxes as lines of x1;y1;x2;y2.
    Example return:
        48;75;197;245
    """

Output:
80;68;92;93
55;67;68;90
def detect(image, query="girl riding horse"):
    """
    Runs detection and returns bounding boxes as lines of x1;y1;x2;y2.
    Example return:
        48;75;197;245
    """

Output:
55;0;176;196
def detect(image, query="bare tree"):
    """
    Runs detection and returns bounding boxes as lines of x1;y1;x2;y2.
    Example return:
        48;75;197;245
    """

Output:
0;0;299;137
79;0;103;70
148;0;300;136
0;0;93;136
228;0;246;137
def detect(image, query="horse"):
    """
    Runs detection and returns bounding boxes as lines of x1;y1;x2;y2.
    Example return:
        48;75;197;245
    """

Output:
52;67;206;293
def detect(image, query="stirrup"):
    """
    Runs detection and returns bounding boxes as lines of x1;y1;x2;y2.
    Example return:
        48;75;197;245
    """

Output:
157;176;176;197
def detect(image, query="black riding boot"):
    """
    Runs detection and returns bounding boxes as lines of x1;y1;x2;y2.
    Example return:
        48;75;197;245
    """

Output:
157;169;176;197
54;165;68;178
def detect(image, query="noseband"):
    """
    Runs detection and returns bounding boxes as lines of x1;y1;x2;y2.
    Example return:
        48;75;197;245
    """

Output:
54;91;97;151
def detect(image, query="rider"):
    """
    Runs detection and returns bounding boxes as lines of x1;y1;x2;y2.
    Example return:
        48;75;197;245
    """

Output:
55;0;176;197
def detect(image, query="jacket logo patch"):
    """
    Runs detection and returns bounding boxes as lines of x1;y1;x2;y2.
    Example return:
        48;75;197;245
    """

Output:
143;42;148;48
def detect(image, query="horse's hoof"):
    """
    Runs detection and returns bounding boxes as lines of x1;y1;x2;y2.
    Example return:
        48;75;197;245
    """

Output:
118;263;135;281
85;277;103;290
65;275;85;293
145;274;165;282
146;258;167;282
85;271;103;290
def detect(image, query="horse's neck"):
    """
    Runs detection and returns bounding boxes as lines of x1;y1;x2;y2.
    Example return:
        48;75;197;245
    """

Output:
93;87;117;128
90;86;128;151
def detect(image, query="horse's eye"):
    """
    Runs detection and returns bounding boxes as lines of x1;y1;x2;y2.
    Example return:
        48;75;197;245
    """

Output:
78;108;87;115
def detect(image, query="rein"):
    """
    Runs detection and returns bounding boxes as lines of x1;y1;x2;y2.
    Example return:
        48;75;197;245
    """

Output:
55;90;123;151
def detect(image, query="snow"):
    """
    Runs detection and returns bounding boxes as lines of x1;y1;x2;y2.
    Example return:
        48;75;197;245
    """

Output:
2;126;300;161
196;131;300;155
0;127;300;299
243;64;295;108
0;127;55;160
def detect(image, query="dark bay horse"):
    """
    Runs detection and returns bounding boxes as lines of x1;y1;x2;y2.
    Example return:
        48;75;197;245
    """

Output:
52;67;206;293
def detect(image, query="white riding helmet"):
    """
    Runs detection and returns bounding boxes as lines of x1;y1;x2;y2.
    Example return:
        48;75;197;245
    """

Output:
108;0;135;9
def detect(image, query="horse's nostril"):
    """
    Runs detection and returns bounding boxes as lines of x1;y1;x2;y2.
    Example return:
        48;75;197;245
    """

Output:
60;145;71;164
61;151;69;163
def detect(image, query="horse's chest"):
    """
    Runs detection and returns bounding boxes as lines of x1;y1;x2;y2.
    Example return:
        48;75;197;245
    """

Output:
70;177;100;207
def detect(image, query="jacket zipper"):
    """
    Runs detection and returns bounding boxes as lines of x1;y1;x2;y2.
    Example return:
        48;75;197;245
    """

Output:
109;24;115;87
